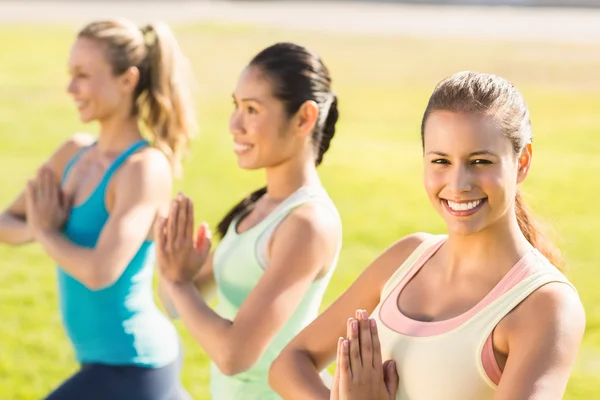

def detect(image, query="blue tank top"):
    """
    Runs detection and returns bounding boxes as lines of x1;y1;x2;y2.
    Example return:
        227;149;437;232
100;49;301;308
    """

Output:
58;139;179;367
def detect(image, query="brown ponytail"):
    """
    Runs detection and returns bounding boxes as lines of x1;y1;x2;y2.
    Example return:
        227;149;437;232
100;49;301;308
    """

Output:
515;191;564;270
78;19;197;178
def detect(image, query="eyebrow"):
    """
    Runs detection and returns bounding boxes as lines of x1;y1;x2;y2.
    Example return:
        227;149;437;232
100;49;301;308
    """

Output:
426;150;499;157
231;94;263;104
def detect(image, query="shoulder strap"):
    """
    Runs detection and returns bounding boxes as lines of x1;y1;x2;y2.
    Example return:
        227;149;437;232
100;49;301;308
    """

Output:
96;139;149;195
380;234;447;299
61;142;97;183
261;186;338;229
476;264;575;334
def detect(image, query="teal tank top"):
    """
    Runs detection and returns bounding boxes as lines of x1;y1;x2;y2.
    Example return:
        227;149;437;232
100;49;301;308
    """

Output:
210;186;341;399
58;139;179;367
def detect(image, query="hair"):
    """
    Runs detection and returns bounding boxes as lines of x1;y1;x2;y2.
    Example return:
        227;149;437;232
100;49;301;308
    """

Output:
421;71;564;269
77;19;197;177
216;42;339;238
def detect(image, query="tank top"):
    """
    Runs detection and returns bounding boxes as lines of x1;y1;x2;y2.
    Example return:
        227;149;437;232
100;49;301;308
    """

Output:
210;185;341;399
370;234;576;400
58;139;179;367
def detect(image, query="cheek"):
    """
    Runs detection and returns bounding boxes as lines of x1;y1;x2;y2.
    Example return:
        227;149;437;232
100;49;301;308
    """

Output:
92;80;121;108
479;166;515;201
423;168;444;198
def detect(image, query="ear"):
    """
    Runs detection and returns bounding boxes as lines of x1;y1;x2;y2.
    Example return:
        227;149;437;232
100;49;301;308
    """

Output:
516;143;532;184
293;100;319;138
119;66;140;94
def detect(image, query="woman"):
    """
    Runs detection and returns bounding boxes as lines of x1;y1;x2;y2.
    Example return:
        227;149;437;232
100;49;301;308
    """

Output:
269;71;586;400
156;42;343;399
0;19;195;399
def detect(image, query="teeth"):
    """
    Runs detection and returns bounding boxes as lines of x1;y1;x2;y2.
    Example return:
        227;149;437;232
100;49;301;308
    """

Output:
447;199;482;212
234;143;251;152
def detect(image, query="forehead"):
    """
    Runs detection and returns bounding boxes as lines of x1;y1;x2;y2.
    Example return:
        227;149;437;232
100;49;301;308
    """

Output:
233;65;275;100
423;111;513;155
68;37;109;70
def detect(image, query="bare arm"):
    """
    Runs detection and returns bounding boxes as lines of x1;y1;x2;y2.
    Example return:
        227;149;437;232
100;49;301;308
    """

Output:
268;233;429;400
163;202;341;376
493;282;585;400
159;252;216;318
0;134;94;245
35;149;172;290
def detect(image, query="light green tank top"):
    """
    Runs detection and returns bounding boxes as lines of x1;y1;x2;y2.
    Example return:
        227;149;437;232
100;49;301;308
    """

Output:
210;185;341;399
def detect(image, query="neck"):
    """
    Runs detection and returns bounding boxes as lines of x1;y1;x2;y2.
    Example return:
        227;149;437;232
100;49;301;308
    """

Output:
264;154;321;201
97;112;143;154
442;210;533;280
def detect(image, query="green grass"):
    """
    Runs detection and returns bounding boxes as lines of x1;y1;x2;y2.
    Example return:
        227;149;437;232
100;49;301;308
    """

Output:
1;22;599;399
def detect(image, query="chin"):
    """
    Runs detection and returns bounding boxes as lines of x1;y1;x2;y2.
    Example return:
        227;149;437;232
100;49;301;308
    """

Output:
77;111;96;123
236;158;261;170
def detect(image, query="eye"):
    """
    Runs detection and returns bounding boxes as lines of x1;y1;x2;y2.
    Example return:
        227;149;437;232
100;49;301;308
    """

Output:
471;159;492;165
247;106;257;114
431;159;449;165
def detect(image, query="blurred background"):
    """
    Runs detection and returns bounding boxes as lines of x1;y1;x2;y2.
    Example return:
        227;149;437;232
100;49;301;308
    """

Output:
1;1;599;399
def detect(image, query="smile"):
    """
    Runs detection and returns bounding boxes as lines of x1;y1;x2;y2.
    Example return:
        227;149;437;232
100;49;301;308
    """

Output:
234;143;252;155
442;198;487;216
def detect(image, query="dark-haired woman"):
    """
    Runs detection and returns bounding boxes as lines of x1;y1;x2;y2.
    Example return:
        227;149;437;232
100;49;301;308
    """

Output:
156;42;343;400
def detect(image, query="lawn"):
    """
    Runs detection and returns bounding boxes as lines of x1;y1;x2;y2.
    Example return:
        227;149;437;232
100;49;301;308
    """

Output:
0;22;598;399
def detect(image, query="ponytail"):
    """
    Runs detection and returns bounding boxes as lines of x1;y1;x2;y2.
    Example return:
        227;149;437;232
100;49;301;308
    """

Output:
136;23;197;178
315;94;338;166
217;187;267;239
515;191;565;270
77;19;197;178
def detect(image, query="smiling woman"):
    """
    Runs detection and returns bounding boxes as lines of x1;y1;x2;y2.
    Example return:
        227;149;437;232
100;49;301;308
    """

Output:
268;71;586;400
155;42;343;400
0;18;195;400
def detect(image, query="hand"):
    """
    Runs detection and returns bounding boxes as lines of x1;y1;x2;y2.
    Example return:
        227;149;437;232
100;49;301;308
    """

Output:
25;166;70;235
330;310;399;400
156;193;211;283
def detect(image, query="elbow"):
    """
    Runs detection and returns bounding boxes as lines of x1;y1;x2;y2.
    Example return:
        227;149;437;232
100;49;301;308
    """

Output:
214;346;257;377
269;347;295;394
84;265;118;291
268;352;286;394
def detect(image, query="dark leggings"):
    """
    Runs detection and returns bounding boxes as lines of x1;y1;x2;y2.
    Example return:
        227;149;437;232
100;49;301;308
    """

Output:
44;358;190;400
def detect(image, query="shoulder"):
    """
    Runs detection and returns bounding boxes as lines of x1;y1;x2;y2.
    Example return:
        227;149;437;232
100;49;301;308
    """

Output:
47;132;96;175
506;278;585;353
113;146;173;198
272;201;340;250
354;232;436;296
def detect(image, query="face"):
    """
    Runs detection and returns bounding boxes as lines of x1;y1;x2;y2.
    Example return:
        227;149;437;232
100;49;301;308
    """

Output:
229;66;309;170
423;111;531;236
66;37;136;123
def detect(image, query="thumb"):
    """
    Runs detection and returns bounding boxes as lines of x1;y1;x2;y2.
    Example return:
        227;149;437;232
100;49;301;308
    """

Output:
383;360;399;398
195;222;212;253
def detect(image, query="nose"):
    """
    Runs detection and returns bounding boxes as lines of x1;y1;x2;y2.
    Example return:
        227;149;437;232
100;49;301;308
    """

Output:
229;108;244;136
66;78;76;96
448;163;472;195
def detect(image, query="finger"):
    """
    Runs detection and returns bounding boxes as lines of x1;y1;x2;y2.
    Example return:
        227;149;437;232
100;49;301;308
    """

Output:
330;337;343;399
196;223;212;254
383;360;399;397
45;168;59;206
347;317;361;376
155;217;166;252
340;339;352;390
166;200;178;254
357;310;374;369
30;179;39;205
25;181;35;211
185;197;194;244
37;168;48;201
371;318;384;376
176;195;187;246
